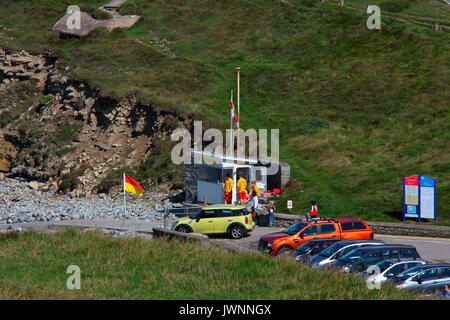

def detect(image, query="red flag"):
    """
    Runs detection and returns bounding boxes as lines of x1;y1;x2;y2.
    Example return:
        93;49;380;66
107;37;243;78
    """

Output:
124;174;144;196
230;93;239;128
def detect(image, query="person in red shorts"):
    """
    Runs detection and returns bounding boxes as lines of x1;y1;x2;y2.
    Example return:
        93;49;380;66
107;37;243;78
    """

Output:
237;173;248;205
223;173;233;204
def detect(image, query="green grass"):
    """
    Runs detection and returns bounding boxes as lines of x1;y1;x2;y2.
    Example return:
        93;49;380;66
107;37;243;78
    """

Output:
44;123;82;147
0;80;41;128
349;0;450;20
0;229;425;299
0;0;449;224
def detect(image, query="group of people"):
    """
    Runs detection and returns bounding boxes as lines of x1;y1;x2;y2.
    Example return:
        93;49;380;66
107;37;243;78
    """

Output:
223;172;320;225
223;172;260;208
223;172;275;227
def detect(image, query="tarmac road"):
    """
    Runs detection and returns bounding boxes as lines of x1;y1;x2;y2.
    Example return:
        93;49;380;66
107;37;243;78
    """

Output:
376;234;450;264
211;226;450;264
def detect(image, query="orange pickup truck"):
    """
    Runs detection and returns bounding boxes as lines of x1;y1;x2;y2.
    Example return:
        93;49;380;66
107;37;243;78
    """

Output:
258;217;375;256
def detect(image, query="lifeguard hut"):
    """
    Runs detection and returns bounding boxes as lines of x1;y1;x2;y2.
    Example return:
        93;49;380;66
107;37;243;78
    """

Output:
185;150;290;205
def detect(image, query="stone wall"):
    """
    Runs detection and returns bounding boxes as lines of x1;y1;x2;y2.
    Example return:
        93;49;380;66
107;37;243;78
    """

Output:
184;163;208;203
272;213;450;238
152;227;255;253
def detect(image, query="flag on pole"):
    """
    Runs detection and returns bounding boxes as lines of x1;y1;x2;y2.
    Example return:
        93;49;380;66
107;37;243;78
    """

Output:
124;174;144;196
230;93;239;128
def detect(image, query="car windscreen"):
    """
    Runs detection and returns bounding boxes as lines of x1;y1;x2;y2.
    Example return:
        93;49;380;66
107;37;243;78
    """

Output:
375;260;394;273
283;223;308;236
338;248;365;263
294;241;315;254
395;266;430;281
189;213;200;219
318;242;347;258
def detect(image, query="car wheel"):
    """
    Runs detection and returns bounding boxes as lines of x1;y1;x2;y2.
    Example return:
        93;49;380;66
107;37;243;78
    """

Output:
176;225;191;233
229;225;245;239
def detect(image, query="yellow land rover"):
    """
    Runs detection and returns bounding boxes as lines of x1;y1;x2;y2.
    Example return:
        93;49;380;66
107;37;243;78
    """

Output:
171;204;254;239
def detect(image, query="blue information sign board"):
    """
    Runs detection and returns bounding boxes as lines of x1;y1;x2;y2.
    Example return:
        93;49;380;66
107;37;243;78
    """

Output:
403;175;437;223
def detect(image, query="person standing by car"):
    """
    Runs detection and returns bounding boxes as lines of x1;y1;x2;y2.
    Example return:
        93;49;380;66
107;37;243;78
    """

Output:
250;190;259;225
237;172;248;205
438;285;450;298
268;201;276;228
223;173;233;204
250;190;259;212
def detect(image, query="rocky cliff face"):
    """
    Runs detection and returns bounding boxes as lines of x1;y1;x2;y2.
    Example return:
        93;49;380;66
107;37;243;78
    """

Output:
0;47;190;196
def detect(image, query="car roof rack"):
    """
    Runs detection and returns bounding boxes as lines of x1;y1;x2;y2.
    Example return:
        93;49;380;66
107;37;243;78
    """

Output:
309;217;362;224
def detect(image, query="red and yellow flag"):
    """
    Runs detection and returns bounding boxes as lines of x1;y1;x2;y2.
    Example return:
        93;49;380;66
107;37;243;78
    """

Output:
124;174;144;196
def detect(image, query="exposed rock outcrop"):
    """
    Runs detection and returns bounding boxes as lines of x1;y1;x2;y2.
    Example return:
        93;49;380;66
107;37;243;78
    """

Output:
0;47;191;196
0;140;17;172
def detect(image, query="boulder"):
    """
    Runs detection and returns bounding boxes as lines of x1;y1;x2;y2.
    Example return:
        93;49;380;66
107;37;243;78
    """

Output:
95;141;109;151
0;141;18;172
28;181;40;190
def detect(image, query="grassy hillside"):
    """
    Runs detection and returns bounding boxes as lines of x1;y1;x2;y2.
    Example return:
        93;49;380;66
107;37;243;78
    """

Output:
0;229;423;299
0;0;449;224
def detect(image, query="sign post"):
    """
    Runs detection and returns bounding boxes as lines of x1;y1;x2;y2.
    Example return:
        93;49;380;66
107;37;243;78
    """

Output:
403;175;437;224
287;200;293;212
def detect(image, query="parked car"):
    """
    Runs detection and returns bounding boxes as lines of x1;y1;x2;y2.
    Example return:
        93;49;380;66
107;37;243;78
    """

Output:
306;239;385;268
386;264;439;286
258;217;375;256
364;259;427;287
329;245;421;273
388;264;450;290
289;238;342;262
171;204;254;239
410;281;450;297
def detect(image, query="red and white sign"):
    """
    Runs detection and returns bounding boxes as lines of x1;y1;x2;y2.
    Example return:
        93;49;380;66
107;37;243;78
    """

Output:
405;175;419;186
404;175;419;206
287;200;293;210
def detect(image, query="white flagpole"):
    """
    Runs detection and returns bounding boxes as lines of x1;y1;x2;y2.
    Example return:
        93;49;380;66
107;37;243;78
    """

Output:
236;67;240;158
120;173;127;231
230;90;233;154
123;173;126;218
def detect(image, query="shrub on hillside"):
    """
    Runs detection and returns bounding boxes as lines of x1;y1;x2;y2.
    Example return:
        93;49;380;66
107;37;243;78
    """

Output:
380;0;414;13
294;117;330;135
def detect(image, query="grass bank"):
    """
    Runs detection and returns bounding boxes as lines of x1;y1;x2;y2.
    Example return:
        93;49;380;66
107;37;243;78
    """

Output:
0;229;424;299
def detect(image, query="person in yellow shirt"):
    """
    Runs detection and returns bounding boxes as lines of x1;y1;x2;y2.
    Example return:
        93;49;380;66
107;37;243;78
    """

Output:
237;172;248;205
223;173;233;204
250;181;261;197
245;181;261;204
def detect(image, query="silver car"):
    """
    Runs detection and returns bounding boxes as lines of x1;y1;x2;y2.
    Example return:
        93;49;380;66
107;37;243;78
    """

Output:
389;264;450;290
364;258;426;287
306;239;385;268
